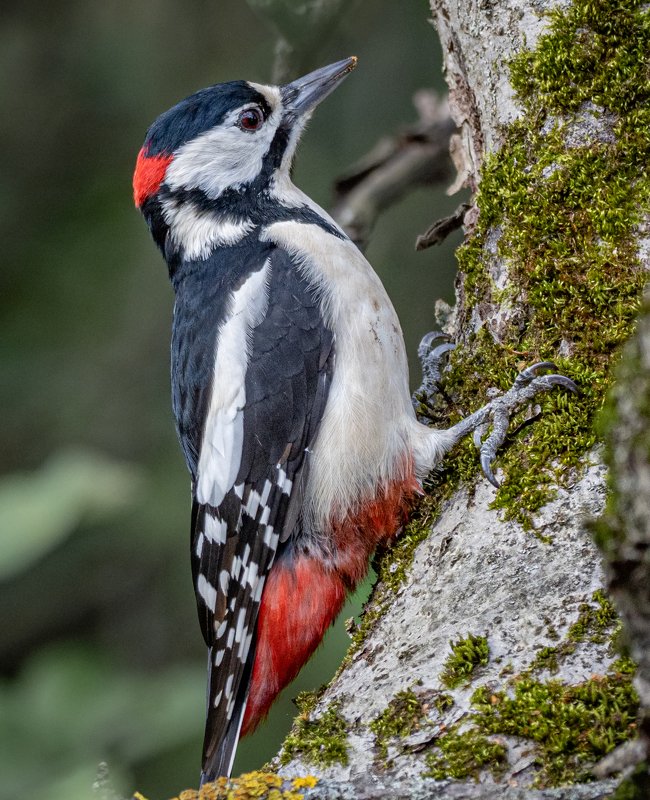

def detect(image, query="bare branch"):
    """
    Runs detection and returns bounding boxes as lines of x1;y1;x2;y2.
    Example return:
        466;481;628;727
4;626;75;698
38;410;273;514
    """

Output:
331;91;456;250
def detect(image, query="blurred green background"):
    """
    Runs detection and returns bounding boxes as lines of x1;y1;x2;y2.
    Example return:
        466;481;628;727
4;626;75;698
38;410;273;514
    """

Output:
0;1;461;798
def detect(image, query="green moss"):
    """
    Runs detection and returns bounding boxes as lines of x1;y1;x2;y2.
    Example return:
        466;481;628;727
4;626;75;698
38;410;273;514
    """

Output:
470;667;638;787
442;0;649;527
370;688;425;759
369;686;456;762
427;590;639;787
567;589;618;644
432;691;455;715
280;693;349;768
529;589;621;673
529;646;561;674
440;634;489;689
422;727;507;781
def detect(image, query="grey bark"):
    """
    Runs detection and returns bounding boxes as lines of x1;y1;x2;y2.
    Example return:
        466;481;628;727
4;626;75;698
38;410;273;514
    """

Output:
273;0;649;798
294;778;620;800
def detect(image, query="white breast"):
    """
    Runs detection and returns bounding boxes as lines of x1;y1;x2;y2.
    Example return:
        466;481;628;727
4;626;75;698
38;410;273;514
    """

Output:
262;215;418;530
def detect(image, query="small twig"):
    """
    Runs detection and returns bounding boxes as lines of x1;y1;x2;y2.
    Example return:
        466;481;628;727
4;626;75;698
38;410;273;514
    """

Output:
415;202;471;250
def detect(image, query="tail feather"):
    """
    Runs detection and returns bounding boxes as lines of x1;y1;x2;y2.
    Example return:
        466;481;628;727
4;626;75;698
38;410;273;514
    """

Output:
200;701;245;784
200;642;254;784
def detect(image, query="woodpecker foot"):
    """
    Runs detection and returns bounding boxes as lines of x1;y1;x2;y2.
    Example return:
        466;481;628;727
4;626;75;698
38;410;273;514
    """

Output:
449;362;579;488
413;331;455;419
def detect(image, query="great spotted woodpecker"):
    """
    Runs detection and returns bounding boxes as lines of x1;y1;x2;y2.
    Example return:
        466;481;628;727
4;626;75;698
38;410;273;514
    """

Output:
133;57;576;782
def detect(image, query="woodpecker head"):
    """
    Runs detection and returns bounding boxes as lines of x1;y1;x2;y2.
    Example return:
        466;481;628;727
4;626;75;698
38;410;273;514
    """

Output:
133;57;357;223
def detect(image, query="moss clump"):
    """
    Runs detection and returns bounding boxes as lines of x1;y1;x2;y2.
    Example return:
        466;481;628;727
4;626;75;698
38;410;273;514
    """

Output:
529;645;561;674
422;727;507;781
442;0;650;527
432;691;455;715
440;634;489;689
369;686;456;763
567;588;618;644
471;666;639;787
529;589;620;673
370;688;425;759
280;692;349;768
161;770;313;800
370;688;424;751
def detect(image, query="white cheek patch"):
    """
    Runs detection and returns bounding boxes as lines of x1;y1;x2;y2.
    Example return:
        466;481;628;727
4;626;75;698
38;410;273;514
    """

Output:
164;92;283;200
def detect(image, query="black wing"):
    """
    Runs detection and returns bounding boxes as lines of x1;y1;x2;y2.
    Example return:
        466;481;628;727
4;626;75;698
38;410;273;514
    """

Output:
174;242;334;781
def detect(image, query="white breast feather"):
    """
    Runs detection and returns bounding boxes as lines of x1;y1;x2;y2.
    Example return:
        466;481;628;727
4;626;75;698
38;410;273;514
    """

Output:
262;216;438;529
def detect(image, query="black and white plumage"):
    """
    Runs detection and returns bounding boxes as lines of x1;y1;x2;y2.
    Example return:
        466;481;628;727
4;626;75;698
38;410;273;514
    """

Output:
177;242;335;776
133;57;577;783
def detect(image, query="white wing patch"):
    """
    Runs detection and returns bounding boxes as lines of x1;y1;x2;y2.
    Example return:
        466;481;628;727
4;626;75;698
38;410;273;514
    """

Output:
196;261;271;507
204;514;228;544
197;575;218;613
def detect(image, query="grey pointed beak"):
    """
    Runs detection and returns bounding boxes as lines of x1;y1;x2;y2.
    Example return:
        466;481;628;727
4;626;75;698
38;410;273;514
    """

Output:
282;57;357;117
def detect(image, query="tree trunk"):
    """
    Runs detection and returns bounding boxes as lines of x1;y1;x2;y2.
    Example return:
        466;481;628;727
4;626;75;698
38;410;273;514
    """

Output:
270;0;649;798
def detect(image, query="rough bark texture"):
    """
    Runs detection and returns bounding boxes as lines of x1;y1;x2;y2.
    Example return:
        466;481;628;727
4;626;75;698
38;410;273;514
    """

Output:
278;464;611;788
272;0;649;797
431;0;557;182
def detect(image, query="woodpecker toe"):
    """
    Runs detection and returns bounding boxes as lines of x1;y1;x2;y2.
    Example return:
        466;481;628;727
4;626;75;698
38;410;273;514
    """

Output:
480;451;500;488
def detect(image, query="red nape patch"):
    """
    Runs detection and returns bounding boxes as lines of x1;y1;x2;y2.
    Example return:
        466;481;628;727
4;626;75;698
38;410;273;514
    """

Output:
132;147;173;207
241;556;347;735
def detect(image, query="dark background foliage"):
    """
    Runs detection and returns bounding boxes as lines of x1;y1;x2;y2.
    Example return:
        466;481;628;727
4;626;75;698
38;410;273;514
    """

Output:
0;1;459;797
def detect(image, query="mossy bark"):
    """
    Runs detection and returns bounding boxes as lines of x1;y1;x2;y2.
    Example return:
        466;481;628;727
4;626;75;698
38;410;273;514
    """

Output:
272;0;649;797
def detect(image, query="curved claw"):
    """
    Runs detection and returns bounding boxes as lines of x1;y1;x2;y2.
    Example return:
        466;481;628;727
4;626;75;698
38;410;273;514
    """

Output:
419;330;450;349
514;361;557;387
429;342;456;361
417;332;456;402
542;374;580;394
472;420;490;450
480;452;500;488
418;331;451;361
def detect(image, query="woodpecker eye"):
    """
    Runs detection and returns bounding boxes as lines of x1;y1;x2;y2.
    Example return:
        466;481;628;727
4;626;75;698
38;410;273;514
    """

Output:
237;108;264;132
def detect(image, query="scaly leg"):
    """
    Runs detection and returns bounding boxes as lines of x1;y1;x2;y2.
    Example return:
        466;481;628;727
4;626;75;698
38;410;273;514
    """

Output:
413;331;455;420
